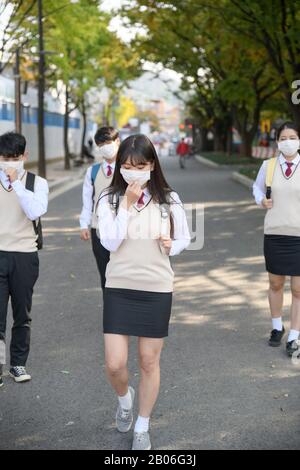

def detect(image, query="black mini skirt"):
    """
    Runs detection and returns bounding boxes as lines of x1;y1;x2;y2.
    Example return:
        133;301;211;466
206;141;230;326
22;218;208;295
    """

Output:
103;287;173;338
264;234;300;276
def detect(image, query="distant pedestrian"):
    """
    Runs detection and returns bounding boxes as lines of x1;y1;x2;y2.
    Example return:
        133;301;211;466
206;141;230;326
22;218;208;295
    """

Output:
253;121;300;359
97;134;190;450
176;138;189;169
0;132;48;386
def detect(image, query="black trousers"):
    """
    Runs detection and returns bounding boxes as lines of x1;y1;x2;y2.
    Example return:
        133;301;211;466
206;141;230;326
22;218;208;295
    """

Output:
0;251;39;367
91;229;110;291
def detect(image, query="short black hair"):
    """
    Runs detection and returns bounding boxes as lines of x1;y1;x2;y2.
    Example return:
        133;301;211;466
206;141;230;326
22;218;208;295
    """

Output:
0;132;26;158
276;121;300;140
94;126;119;145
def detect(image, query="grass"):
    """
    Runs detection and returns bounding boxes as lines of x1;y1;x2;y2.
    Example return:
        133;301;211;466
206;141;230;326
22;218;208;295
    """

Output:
200;151;256;165
238;164;262;180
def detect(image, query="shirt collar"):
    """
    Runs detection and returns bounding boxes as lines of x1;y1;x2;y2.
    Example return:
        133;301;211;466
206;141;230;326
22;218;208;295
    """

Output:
142;186;150;197
102;159;115;169
279;152;300;166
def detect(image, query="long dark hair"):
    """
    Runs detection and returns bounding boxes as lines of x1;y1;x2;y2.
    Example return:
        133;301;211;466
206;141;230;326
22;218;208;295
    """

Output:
103;134;174;206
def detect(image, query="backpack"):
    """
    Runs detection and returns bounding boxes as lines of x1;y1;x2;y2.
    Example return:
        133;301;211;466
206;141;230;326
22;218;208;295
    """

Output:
25;172;43;250
91;163;101;211
265;156;278;200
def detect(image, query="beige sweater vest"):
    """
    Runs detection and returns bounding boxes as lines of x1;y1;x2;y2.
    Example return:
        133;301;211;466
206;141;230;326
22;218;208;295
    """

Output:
105;198;174;292
264;159;300;236
0;175;38;252
92;164;113;228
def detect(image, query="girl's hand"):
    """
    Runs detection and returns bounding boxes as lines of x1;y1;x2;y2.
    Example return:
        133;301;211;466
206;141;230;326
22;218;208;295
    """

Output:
159;236;172;255
262;197;273;209
122;182;143;210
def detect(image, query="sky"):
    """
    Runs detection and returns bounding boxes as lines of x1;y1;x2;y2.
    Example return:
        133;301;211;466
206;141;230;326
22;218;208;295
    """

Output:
100;0;182;105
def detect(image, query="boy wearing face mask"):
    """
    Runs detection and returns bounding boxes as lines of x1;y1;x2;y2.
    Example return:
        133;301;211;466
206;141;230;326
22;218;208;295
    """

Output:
0;132;48;387
80;127;120;293
253;121;300;359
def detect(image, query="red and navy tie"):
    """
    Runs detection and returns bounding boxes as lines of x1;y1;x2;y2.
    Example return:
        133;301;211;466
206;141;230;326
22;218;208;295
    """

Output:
285;162;293;177
137;192;145;207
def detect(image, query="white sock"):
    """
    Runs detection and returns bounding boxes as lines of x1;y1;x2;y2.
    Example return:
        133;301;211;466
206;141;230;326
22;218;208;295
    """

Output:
134;415;150;433
288;329;300;343
118;389;132;410
272;317;283;331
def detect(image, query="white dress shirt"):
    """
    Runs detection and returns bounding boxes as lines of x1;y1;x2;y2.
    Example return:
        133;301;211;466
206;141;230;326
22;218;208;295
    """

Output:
0;169;48;221
253;153;300;206
80;160;116;229
97;187;191;256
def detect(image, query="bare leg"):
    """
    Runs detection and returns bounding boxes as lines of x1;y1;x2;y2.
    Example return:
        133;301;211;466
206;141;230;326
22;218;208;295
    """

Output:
290;277;300;331
268;273;285;320
104;333;129;396
138;337;164;417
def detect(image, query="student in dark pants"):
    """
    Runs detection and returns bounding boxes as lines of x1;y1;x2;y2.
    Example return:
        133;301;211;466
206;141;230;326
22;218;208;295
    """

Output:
80;127;119;292
0;132;48;386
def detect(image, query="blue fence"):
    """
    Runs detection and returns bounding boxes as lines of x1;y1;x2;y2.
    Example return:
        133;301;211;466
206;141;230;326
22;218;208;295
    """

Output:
0;102;80;129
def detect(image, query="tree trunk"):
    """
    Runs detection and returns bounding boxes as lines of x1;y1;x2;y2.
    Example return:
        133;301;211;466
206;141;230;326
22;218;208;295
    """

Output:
64;85;71;170
289;98;300;128
213;120;224;152
240;131;253;157
199;127;210;151
81;98;87;159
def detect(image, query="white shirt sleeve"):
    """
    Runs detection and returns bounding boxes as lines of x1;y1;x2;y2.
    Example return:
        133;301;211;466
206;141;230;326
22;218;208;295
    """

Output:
79;167;93;229
252;161;267;206
11;176;49;221
169;191;191;256
97;192;130;252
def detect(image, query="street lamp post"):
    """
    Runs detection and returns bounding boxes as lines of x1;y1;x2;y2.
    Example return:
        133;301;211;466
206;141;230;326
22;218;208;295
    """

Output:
37;0;46;178
14;48;22;133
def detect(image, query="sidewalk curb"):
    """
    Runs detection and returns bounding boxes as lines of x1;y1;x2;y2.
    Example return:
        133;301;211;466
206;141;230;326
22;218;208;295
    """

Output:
195;154;220;168
231;171;254;189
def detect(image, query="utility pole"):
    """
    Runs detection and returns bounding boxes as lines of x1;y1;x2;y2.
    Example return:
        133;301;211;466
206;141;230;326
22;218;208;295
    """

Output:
14;48;22;133
38;0;46;178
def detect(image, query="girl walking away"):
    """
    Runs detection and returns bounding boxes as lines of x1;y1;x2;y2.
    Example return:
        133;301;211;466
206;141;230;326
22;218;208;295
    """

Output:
97;134;190;450
253;121;300;359
80;127;119;294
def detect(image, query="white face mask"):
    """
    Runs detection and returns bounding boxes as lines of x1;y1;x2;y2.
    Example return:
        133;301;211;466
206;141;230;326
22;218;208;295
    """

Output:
0;160;24;175
278;139;300;157
120;168;151;185
96;142;118;161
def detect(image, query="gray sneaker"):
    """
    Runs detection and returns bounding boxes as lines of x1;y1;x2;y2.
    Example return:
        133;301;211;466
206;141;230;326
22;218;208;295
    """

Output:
115;386;135;433
132;431;151;450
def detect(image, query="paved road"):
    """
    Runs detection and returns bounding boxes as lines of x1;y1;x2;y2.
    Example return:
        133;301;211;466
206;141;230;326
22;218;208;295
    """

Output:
1;155;299;450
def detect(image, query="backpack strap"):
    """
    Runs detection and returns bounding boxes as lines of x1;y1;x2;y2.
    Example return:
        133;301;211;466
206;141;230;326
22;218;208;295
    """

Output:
91;163;101;211
265;157;277;199
159;193;175;240
25;172;43;250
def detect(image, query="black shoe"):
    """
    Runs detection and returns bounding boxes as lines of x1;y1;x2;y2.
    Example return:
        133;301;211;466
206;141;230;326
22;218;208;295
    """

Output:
0;376;3;388
9;366;31;383
268;327;285;347
286;340;300;358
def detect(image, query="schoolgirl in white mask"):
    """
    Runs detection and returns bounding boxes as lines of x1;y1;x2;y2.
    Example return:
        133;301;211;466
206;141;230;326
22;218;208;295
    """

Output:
97;134;190;450
253;121;300;359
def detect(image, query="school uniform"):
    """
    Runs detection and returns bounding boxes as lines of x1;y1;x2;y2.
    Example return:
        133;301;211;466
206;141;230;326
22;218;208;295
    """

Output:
253;153;300;275
80;160;115;289
0;169;48;367
98;188;190;338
